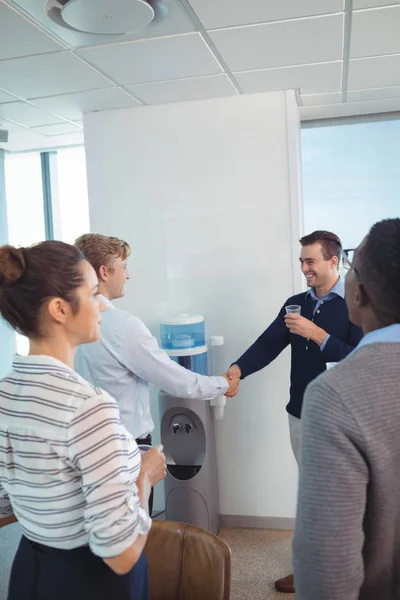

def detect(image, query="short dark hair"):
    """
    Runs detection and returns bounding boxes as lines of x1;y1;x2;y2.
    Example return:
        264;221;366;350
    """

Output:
358;218;400;326
0;241;85;338
299;230;342;261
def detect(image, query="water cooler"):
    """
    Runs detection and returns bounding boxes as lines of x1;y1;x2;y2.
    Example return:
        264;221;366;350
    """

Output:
158;315;225;534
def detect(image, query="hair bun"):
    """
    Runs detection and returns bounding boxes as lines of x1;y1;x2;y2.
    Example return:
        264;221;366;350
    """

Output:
0;245;26;290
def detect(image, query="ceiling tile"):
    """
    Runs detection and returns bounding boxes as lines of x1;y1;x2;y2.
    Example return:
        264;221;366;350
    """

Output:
32;123;83;136
31;87;141;121
126;74;237;105
77;34;223;84
301;96;400;120
0;119;30;133
10;0;194;49
0;102;63;127
351;6;400;58
347;85;400;102
190;0;344;30
348;54;400;89
301;92;342;106
0;3;63;60
234;61;342;95
209;14;344;72
353;0;400;8
0;90;18;104
0;51;114;99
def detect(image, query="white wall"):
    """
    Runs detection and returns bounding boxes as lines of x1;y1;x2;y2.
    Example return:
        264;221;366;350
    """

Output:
84;91;302;521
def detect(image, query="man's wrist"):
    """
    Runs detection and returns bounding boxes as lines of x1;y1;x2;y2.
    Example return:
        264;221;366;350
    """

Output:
312;327;328;347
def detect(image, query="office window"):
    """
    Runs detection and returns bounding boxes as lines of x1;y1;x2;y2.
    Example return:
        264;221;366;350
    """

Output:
55;146;90;244
5;153;46;356
4;146;90;355
5;153;45;247
301;118;400;249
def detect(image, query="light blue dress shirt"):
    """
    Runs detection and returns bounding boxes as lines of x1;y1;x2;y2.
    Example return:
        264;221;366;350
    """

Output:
75;296;228;439
355;323;400;349
306;277;345;351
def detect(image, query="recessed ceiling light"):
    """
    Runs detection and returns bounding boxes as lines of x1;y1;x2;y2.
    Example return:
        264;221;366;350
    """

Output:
46;0;168;36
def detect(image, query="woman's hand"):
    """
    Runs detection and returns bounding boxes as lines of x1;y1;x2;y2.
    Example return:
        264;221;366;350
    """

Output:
139;444;166;488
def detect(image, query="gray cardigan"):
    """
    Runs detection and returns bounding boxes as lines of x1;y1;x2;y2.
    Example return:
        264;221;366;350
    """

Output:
293;342;400;600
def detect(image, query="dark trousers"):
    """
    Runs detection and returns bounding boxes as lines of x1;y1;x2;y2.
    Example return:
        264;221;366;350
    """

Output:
136;433;154;516
8;535;149;600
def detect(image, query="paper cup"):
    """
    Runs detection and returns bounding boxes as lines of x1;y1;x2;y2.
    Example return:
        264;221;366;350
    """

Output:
285;305;301;314
326;362;338;370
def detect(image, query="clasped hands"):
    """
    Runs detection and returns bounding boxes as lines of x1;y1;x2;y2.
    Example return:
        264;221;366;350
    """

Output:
218;315;327;400
221;363;241;398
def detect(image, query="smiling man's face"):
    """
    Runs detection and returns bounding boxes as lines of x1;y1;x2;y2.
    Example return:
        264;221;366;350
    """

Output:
299;242;338;290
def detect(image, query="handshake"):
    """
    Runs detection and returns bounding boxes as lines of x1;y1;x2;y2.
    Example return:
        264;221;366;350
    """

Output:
221;363;241;398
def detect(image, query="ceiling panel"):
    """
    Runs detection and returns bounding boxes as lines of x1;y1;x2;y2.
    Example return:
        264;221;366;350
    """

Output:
77;33;222;85
353;0;400;8
209;14;344;72
0;90;17;104
126;74;237;105
10;0;195;49
0;2;63;60
32;122;83;136
234;61;342;95
31;87;141;120
190;0;344;30
347;85;400;102
1;0;400;141
348;54;400;89
0;101;63;127
301;96;400;120
0;51;114;99
351;6;400;58
301;92;342;106
0;118;30;133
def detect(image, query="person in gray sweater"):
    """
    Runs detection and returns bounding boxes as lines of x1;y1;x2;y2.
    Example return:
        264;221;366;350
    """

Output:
293;218;400;600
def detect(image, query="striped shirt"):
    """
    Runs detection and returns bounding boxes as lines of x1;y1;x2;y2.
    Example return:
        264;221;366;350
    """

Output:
0;355;151;558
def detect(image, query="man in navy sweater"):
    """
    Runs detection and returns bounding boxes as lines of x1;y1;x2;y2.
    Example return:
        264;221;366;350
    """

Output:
227;230;363;594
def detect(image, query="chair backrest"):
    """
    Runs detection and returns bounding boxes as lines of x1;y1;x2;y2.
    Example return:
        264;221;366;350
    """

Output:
145;521;231;600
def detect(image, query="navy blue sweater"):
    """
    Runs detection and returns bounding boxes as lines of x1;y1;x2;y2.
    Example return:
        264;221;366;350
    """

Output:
235;292;363;418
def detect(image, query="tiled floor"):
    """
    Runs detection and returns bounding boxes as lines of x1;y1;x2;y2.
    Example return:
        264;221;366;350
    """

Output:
219;527;294;600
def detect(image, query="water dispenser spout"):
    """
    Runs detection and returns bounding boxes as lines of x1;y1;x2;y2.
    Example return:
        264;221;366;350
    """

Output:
170;414;196;435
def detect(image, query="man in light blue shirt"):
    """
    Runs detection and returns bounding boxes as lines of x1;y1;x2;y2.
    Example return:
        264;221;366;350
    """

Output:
74;234;239;512
306;276;345;351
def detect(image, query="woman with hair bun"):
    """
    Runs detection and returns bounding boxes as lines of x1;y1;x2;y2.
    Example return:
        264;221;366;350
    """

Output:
0;240;166;600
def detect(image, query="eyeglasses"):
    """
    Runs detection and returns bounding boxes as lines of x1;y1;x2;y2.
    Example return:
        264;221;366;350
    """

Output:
342;248;355;270
342;248;364;285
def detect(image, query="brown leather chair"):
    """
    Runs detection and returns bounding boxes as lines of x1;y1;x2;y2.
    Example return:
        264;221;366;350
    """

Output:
145;521;231;600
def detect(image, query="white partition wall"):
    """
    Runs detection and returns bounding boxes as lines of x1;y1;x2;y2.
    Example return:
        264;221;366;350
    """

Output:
83;90;302;525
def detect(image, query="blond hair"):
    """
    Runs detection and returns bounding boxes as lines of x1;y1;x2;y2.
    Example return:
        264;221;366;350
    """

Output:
75;233;131;275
